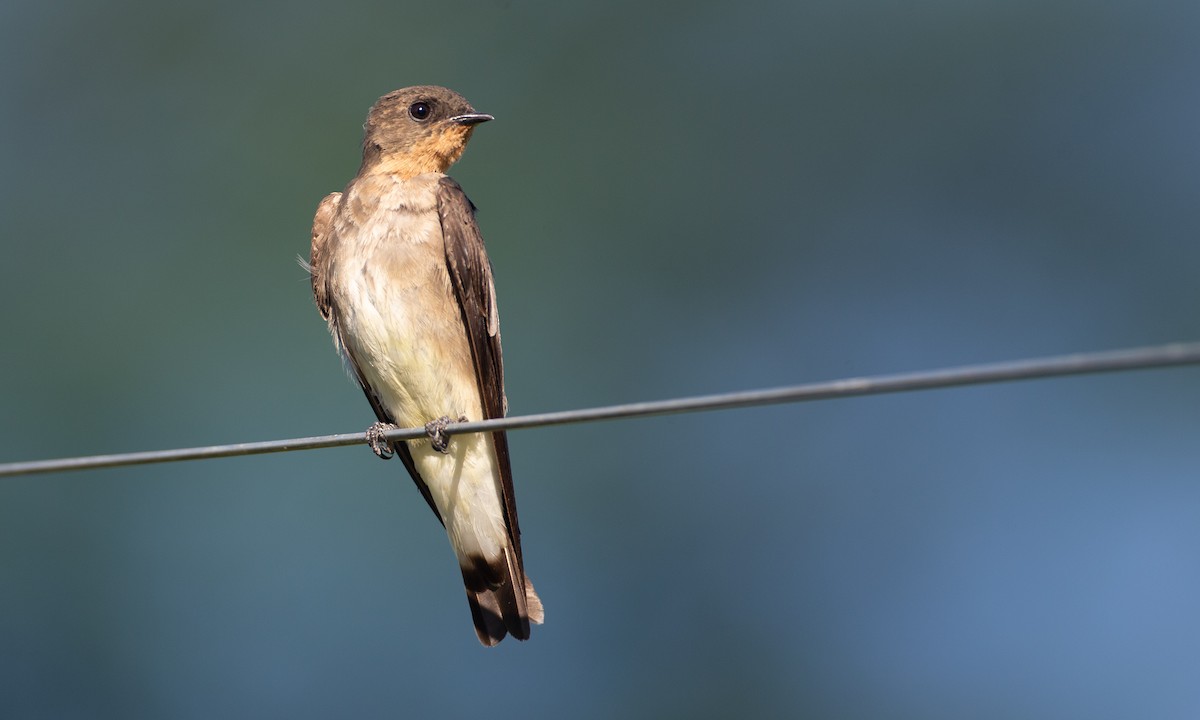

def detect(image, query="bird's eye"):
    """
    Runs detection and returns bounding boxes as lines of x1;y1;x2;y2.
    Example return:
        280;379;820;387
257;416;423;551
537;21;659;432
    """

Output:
409;101;432;121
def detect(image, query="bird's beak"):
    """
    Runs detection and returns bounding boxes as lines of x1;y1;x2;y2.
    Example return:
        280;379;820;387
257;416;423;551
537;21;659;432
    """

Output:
449;113;494;126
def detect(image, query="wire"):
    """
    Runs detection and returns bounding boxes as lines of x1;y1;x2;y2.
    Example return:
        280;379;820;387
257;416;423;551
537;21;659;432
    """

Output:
2;341;1198;478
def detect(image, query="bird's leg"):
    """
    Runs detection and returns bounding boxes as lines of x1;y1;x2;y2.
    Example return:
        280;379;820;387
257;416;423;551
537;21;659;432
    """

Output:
424;415;468;454
365;422;399;460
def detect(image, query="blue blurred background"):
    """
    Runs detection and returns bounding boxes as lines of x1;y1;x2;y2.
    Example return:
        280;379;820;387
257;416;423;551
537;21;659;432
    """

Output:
2;1;1199;717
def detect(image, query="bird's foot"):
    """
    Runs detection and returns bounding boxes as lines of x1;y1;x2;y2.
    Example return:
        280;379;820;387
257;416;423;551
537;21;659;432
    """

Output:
424;415;468;454
365;422;399;460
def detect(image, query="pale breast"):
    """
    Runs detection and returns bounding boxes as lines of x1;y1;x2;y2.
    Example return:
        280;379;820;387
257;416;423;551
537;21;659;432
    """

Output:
327;173;483;427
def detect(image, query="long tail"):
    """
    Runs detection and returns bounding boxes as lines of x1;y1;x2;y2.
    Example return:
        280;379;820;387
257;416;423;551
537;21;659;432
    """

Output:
461;546;544;646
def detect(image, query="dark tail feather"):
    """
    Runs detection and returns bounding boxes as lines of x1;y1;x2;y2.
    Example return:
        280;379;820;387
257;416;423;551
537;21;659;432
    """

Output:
461;548;544;646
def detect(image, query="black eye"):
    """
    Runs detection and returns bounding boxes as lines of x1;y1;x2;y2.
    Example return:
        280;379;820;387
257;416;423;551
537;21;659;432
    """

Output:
409;101;432;121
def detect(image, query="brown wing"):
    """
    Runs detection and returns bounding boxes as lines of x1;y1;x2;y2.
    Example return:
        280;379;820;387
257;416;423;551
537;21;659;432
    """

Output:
436;176;529;585
309;192;341;323
310;191;442;524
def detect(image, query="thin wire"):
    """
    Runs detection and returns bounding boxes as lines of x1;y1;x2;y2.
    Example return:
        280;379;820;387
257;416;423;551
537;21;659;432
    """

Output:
2;341;1199;478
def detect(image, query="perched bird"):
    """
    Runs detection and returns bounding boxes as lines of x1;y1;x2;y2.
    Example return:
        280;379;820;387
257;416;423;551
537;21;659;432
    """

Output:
308;86;542;645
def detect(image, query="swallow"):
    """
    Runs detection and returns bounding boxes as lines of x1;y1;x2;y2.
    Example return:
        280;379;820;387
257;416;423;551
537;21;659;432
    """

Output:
308;85;542;645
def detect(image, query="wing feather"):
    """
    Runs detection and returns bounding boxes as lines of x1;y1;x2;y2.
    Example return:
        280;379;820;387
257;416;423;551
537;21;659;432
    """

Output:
308;192;341;323
436;176;536;622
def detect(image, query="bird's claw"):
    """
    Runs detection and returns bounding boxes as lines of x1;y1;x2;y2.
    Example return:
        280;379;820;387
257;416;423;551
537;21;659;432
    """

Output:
424;415;467;454
365;422;398;460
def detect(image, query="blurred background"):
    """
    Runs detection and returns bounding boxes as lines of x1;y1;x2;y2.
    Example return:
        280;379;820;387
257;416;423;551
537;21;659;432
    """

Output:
2;0;1199;717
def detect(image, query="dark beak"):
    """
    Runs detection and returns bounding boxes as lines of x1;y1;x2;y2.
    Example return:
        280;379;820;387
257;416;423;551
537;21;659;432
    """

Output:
449;112;494;126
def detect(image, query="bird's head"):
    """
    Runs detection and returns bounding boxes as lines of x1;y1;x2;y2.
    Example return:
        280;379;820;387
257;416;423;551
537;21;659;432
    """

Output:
360;85;493;177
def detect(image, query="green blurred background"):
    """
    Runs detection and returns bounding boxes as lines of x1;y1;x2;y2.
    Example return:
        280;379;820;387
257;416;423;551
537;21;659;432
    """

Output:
2;0;1199;717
